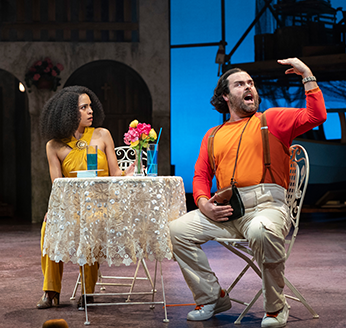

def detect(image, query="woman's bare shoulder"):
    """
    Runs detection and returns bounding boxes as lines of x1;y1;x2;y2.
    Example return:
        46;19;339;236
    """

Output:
94;127;111;138
46;139;67;151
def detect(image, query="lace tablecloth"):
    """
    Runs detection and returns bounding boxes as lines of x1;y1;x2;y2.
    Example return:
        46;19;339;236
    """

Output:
42;176;186;267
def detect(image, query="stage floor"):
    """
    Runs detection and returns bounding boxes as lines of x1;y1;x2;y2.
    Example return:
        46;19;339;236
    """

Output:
0;213;345;328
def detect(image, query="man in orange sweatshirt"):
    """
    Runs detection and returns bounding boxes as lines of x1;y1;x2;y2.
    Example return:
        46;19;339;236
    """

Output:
170;58;326;328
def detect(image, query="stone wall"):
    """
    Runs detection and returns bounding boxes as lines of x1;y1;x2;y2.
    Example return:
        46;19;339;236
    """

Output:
0;0;170;223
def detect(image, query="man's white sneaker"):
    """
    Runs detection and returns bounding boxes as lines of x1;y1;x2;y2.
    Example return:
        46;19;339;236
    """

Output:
187;289;231;321
261;303;289;328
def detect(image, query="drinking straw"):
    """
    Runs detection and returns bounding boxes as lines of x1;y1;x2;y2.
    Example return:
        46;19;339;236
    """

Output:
148;127;162;174
155;127;162;150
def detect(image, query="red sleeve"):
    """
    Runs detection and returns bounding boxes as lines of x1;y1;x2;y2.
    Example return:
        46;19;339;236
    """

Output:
266;88;327;148
192;128;215;205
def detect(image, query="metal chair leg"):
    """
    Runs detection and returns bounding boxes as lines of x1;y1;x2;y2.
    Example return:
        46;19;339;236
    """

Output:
284;277;319;319
70;273;80;300
234;289;262;325
141;259;156;291
82;266;90;325
159;261;169;323
125;260;141;302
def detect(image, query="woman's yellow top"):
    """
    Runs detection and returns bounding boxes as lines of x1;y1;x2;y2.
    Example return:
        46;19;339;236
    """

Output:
61;127;109;177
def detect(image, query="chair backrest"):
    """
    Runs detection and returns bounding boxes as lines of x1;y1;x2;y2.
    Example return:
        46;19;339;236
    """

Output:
114;146;147;170
285;144;310;257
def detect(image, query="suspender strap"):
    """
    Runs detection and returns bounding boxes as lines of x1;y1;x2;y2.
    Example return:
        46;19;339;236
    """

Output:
208;123;225;174
260;113;276;183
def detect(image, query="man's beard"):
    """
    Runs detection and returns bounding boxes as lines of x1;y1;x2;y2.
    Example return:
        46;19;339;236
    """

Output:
229;93;259;115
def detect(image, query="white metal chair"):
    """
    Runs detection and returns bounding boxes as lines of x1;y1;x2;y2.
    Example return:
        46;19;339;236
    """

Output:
71;146;154;304
114;146;147;171
215;144;319;324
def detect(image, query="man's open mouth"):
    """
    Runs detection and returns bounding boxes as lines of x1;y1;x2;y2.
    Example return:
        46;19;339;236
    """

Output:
244;92;253;102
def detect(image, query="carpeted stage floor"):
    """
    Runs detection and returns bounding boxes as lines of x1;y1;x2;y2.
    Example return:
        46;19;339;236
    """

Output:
0;212;345;328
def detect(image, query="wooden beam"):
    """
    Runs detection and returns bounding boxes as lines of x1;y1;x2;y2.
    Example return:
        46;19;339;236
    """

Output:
124;0;132;41
339;112;346;143
63;0;71;41
93;0;102;41
109;0;116;41
16;0;26;21
16;0;26;40
32;0;41;40
302;206;346;213
1;21;139;31
78;0;86;41
48;0;56;40
228;53;346;82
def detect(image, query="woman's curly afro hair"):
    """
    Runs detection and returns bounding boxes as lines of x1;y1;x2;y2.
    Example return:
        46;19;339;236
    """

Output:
40;85;105;141
210;68;244;114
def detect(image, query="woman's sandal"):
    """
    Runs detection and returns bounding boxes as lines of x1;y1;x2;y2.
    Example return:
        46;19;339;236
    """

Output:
36;291;60;309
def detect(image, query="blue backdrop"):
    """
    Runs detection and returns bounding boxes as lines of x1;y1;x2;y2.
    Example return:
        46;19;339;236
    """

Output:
171;0;345;193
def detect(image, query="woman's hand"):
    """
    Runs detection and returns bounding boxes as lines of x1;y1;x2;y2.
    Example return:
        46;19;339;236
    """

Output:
125;163;135;176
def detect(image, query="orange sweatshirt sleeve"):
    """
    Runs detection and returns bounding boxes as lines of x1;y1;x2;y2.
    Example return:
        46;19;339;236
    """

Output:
192;128;215;205
266;88;327;148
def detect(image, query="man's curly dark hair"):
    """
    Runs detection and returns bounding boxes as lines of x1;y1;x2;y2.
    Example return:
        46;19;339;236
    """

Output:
40;85;105;141
210;68;244;114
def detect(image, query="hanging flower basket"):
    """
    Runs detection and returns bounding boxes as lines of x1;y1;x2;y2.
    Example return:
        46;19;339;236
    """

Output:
25;57;64;92
36;77;54;90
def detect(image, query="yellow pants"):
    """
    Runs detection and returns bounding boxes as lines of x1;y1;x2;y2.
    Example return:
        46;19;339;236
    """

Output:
41;221;98;294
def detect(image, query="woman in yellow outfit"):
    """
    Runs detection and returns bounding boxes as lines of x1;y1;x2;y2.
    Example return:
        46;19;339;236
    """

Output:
37;86;134;309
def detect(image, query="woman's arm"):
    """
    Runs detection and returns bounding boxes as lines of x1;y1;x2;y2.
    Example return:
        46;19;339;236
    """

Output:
101;128;122;176
100;128;135;176
44;140;63;222
46;140;63;183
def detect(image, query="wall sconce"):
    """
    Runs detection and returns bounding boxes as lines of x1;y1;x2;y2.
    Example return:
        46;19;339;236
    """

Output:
19;82;25;92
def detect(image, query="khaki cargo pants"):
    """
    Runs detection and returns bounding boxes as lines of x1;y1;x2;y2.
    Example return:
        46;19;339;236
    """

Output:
169;183;291;313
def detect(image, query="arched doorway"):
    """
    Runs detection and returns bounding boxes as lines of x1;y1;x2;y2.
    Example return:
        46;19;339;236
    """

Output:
0;69;31;222
64;60;152;147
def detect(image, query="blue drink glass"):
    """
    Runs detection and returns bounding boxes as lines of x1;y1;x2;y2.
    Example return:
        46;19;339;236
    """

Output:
147;144;158;176
87;145;98;176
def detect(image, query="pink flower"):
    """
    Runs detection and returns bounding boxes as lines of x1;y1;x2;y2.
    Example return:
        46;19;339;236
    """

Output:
144;124;151;134
48;63;53;69
29;67;36;72
44;57;52;64
51;70;57;77
137;123;151;135
33;74;41;81
123;134;131;145
34;61;42;67
44;67;51;73
124;120;157;150
56;63;64;71
124;129;139;145
128;128;139;139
